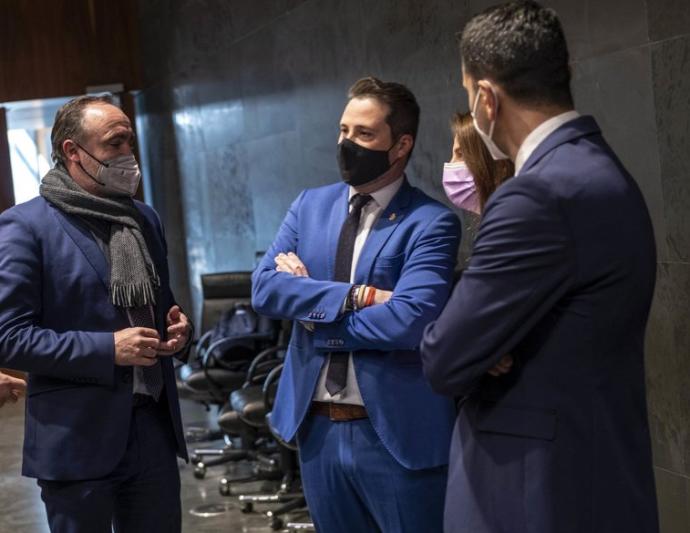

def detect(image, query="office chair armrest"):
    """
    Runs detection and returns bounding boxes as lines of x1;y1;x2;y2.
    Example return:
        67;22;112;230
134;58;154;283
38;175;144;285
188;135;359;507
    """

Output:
189;330;215;364
243;345;286;386
245;359;283;386
262;363;284;411
202;332;278;367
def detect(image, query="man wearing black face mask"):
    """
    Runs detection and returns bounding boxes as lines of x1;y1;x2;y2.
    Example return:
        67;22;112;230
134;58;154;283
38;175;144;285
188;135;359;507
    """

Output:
0;95;192;533
253;77;461;532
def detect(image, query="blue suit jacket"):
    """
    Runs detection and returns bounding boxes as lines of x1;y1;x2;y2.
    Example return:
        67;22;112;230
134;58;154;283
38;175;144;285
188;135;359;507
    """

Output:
0;196;188;480
421;116;659;532
252;179;460;470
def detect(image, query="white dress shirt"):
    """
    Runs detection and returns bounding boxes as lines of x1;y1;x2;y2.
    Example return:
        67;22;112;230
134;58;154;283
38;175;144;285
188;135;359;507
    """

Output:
514;110;581;175
312;176;404;406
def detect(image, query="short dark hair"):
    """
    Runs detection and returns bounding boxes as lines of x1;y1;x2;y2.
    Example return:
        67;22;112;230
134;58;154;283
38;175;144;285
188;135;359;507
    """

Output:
347;77;420;142
51;94;114;165
459;1;573;108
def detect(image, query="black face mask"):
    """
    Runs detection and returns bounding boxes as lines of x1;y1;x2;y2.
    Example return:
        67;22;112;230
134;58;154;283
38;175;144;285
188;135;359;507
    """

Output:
337;138;395;187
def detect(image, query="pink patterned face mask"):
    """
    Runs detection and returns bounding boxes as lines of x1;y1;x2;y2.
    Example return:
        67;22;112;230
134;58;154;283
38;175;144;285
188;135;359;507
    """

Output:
442;162;480;214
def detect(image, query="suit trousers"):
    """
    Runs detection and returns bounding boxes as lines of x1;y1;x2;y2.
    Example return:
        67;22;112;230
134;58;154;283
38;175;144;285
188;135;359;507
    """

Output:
38;396;181;533
298;413;447;533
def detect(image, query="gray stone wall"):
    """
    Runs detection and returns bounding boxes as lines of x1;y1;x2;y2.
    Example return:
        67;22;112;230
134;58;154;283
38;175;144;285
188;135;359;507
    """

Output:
136;1;689;529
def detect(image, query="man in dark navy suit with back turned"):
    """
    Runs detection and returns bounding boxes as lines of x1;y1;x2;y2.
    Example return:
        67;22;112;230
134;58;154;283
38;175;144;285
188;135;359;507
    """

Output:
422;2;660;532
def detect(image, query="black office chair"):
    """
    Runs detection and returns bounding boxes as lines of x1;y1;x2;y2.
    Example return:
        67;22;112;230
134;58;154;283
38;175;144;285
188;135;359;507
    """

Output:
193;345;283;478
210;326;290;485
234;364;312;531
178;271;255;443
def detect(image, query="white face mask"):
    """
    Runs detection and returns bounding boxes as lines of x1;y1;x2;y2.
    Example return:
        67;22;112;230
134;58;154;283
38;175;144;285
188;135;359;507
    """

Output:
94;154;142;197
77;144;141;197
471;86;510;161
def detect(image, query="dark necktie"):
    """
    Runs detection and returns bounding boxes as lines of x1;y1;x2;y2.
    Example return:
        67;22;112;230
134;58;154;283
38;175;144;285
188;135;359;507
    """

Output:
325;193;372;396
128;305;164;401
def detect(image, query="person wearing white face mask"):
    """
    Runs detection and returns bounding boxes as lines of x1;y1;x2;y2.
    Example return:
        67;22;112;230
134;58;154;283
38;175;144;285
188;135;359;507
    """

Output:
0;95;192;533
422;2;659;533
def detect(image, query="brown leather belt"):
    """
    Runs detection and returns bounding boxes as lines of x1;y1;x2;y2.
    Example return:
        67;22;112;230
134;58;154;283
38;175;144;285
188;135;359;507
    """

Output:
311;401;368;421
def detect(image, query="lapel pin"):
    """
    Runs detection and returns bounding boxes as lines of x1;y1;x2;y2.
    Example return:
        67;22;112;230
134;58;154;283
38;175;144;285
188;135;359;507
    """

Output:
389;213;397;221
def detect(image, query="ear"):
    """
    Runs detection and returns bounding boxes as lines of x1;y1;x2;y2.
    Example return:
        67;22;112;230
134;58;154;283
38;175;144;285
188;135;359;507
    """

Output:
393;134;414;161
450;135;463;163
62;139;80;163
477;80;499;122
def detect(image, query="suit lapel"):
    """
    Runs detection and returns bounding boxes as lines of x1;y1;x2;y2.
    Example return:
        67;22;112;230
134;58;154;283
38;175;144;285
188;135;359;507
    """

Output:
51;206;110;291
326;185;350;281
354;180;412;283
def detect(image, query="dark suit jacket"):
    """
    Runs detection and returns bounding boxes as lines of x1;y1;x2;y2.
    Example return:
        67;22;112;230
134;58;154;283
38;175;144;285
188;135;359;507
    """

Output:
0;196;188;480
421;116;659;533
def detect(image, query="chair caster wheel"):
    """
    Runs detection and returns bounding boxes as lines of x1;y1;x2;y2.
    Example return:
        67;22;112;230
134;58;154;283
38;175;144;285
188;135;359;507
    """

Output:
241;502;254;514
270;516;284;530
190;454;200;464
193;462;206;480
219;478;231;496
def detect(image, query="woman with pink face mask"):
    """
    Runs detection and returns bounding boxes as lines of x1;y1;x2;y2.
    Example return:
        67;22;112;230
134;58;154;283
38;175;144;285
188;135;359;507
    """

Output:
443;112;514;214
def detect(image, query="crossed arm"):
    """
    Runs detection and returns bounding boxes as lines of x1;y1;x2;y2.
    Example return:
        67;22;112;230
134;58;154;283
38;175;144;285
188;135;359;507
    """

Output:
252;192;462;352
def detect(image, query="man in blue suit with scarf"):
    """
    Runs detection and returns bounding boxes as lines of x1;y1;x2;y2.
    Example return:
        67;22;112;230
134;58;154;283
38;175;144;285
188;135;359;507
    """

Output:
0;95;191;533
253;77;460;532
422;2;659;532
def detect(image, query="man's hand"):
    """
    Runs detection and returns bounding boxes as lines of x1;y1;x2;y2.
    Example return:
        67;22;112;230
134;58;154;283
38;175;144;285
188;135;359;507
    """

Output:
114;327;161;366
275;252;309;277
157;305;191;356
487;354;514;377
0;371;26;408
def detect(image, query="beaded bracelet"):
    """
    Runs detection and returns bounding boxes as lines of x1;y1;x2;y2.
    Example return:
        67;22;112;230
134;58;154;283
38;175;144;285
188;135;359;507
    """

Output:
347;285;360;311
357;284;367;309
364;286;376;307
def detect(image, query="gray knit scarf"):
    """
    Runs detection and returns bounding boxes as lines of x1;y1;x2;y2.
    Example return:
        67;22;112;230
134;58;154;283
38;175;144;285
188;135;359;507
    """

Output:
40;166;160;308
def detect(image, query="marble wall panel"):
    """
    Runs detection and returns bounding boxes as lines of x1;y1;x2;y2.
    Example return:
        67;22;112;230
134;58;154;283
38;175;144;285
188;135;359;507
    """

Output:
571;46;668;261
646;262;690;477
654;467;690;533
647;0;690;42
651;35;690;263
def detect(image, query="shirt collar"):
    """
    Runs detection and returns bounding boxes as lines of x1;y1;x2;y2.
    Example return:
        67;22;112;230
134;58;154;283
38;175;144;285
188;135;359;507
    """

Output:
514;110;581;175
348;176;404;211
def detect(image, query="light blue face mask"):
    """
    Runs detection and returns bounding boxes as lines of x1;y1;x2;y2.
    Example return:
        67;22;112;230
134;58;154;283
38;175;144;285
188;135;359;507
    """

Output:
471;86;510;161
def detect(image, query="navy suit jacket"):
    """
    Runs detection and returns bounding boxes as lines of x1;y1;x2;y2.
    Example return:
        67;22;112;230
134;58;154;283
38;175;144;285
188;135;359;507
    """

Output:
421;116;659;533
0;196;188;480
252;179;460;470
